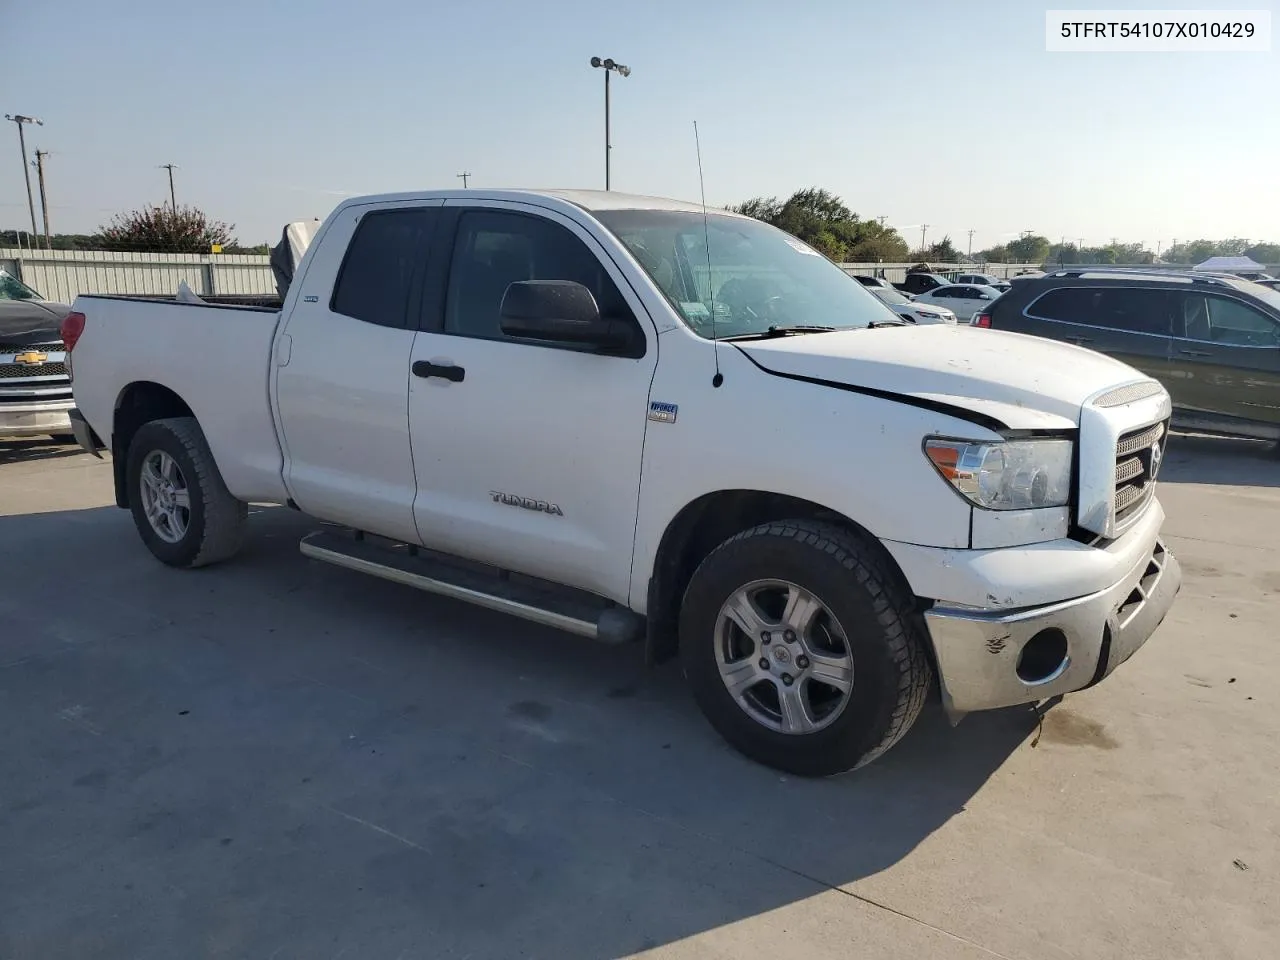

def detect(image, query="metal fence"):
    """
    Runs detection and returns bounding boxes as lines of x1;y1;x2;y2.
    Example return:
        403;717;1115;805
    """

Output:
4;249;1276;305
837;262;1042;283
0;248;276;304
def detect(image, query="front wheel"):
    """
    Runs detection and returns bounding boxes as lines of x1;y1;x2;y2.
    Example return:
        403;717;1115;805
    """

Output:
679;521;932;776
126;417;247;568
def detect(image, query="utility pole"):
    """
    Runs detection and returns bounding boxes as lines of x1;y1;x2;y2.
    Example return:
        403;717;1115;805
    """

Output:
32;149;51;248
5;113;43;237
159;163;178;211
967;228;975;257
919;224;929;253
590;57;631;190
456;171;471;188
876;215;888;226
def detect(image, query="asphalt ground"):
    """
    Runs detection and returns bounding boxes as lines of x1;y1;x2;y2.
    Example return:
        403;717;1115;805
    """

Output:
1;434;1276;959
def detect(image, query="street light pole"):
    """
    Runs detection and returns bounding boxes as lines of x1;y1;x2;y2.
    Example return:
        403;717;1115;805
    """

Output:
5;113;43;237
160;163;179;211
590;57;630;190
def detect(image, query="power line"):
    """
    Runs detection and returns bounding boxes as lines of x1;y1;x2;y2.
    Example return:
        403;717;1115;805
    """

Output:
32;149;51;248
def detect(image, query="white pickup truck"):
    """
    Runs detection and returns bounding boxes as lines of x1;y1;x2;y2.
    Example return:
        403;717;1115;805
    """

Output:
64;189;1181;776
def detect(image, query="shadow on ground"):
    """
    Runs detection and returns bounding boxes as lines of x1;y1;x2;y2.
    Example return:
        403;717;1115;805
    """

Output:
0;438;86;466
0;503;1042;958
1163;432;1280;487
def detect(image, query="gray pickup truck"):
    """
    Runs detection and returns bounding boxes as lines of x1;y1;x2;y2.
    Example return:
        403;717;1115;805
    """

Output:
0;269;74;441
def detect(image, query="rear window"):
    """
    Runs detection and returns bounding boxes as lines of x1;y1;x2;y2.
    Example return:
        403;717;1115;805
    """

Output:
1026;286;1175;336
331;208;439;328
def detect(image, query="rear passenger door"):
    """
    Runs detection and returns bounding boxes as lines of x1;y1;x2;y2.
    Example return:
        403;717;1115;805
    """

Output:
273;200;444;542
932;285;986;320
1019;286;1177;386
1171;291;1280;427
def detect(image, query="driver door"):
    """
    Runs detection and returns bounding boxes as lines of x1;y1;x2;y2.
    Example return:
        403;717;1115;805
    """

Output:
406;201;659;601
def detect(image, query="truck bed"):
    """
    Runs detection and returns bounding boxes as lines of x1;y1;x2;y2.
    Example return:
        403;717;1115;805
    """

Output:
68;294;289;504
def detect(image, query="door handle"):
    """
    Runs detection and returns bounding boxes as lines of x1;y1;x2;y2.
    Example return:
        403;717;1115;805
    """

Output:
1179;349;1212;358
412;360;465;383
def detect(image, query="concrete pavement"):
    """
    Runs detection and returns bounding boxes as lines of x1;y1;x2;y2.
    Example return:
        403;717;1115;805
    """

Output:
0;435;1276;959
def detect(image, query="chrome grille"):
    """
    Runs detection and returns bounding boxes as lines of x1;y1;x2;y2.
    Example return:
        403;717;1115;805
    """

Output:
1113;420;1167;528
1095;381;1166;408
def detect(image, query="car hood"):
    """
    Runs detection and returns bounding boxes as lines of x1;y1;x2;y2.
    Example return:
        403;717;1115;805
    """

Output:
0;299;72;344
734;325;1151;431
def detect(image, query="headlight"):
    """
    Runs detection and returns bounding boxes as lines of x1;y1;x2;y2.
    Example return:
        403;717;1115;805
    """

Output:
925;438;1072;510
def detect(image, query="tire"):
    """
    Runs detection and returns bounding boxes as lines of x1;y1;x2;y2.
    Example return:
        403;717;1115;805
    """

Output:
679;520;932;777
126;417;247;568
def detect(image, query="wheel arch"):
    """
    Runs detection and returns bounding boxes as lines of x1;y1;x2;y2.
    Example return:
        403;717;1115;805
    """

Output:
111;381;195;508
643;489;922;666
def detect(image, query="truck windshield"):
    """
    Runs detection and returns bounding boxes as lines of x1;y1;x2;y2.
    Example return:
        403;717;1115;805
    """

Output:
594;209;890;339
0;269;41;301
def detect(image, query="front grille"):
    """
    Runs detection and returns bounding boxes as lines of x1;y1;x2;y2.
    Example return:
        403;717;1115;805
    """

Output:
1113;420;1167;528
0;361;68;379
1095;381;1165;408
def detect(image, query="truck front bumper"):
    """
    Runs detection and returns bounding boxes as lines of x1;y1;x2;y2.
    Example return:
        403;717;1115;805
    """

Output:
0;398;75;441
884;502;1181;715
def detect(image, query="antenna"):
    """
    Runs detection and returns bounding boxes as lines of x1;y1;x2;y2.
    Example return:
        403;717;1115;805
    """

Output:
693;121;722;388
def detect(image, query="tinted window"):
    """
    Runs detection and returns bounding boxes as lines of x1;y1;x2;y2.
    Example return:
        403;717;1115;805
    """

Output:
445;210;635;343
1180;293;1280;346
331;208;437;328
1028;286;1174;335
933;286;966;298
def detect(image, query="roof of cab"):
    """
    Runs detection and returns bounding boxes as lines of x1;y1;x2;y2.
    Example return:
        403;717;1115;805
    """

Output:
333;188;741;217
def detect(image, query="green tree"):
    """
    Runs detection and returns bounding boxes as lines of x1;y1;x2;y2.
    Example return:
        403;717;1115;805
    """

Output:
1183;239;1218;264
97;204;236;253
1007;234;1050;263
923;235;959;262
977;245;1009;263
729;187;908;262
1245;243;1280;263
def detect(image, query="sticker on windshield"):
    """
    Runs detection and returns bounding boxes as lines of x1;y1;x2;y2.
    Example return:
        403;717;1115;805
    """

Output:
783;237;820;256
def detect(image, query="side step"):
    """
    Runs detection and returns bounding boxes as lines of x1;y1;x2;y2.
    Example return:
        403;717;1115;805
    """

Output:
299;530;644;645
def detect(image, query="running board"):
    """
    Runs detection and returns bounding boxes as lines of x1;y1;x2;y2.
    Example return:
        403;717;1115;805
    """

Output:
299;530;644;645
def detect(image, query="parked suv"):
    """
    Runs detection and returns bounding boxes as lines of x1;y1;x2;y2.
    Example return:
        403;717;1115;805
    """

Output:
974;269;1280;440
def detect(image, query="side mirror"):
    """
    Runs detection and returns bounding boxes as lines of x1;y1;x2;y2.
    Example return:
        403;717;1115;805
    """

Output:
499;280;630;350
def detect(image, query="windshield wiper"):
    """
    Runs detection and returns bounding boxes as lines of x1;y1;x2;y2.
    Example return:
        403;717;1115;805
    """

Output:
721;325;837;341
866;318;909;328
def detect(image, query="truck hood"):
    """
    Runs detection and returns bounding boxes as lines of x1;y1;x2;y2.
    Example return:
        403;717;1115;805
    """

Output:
735;325;1148;431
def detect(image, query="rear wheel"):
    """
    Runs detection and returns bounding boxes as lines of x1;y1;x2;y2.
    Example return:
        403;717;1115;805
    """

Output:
679;520;932;776
126;417;247;568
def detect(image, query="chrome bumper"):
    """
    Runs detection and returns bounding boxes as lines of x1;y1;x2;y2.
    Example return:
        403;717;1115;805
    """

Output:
924;537;1181;714
0;398;74;440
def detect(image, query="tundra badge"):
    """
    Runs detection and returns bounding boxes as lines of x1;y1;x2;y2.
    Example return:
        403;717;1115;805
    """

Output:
490;491;564;517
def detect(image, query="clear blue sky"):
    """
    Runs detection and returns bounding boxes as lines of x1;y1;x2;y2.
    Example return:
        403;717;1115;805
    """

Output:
3;0;1277;250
